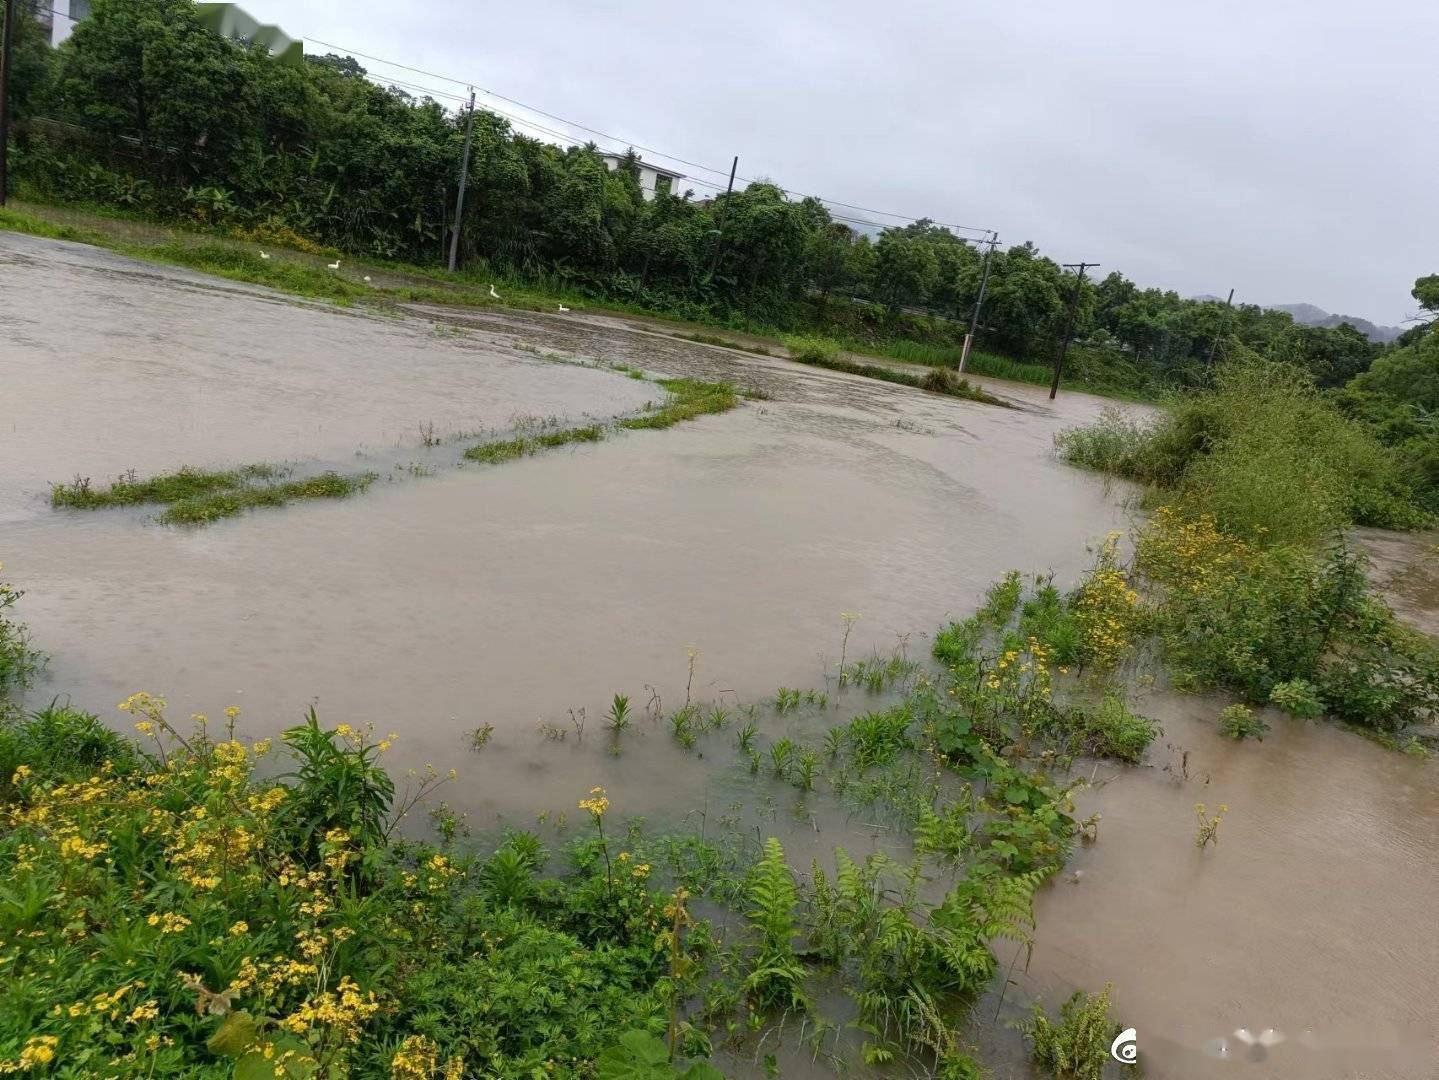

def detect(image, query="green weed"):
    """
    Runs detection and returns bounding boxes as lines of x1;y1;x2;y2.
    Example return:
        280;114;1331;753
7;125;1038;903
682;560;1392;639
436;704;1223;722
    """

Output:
464;425;605;463
1218;703;1268;741
51;465;372;525
620;379;739;430
1021;984;1122;1080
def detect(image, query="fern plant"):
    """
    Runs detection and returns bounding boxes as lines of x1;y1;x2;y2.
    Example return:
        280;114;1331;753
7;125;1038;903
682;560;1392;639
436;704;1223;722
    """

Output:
743;838;808;1012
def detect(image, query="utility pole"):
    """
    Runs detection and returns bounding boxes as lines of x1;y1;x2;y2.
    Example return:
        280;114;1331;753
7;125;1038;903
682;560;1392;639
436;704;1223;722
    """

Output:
1204;287;1235;369
0;0;17;208
1049;261;1099;400
958;232;998;373
704;155;738;283
447;87;477;273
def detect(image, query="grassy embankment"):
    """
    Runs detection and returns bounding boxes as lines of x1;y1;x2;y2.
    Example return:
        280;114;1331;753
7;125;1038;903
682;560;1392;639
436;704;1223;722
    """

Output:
781;336;1010;407
0;202;1127;403
1055;360;1439;748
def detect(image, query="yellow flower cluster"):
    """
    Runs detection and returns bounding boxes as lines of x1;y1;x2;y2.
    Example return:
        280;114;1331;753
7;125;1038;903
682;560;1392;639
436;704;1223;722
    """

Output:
146;912;192;934
1137;505;1246;597
1071;532;1144;670
390;1034;464;1079
0;1036;59;1074
578;786;610;818
278;976;379;1043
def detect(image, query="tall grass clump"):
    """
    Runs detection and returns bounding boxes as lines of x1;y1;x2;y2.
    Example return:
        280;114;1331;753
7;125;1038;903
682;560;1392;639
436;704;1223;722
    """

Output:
1056;360;1430;542
0;563;44;696
781;335;841;364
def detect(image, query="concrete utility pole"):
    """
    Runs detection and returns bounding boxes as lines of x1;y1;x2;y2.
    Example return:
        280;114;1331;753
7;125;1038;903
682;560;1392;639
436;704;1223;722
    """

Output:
0;0;17;207
704;155;739;283
958;232;999;373
447;87;477;273
1205;287;1235;369
1049;261;1099;400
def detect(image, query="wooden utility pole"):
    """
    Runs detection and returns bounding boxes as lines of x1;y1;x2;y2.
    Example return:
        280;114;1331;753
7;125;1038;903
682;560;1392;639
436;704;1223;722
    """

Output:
1049;261;1099;400
958;232;998;373
704;155;738;283
447;87;477;272
1204;287;1235;369
0;0;17;207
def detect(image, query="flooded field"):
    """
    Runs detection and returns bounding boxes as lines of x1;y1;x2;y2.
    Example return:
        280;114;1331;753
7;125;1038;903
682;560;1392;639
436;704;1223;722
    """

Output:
3;231;1436;1078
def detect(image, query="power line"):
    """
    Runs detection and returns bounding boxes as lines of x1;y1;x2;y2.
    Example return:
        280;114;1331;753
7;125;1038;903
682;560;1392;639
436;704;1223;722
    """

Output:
306;34;995;238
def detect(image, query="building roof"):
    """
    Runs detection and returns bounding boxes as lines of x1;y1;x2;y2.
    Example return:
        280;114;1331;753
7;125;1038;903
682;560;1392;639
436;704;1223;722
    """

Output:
598;152;685;181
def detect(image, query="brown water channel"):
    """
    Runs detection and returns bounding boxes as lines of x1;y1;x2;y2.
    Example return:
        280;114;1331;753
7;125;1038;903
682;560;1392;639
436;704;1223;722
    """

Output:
2;232;1436;1078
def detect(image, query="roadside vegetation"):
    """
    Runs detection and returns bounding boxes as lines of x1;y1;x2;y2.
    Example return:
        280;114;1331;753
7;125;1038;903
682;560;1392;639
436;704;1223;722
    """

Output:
3;0;1416;403
1056;358;1439;745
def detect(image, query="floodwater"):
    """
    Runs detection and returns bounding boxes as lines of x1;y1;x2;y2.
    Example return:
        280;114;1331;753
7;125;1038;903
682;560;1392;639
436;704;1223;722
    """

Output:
3;232;1437;1079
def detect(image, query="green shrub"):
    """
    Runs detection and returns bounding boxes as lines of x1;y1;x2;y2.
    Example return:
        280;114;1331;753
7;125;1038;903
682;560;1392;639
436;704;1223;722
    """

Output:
1077;692;1158;763
1021;984;1122;1080
782;334;840;364
1267;679;1323;719
0;568;43;696
1053;406;1157;478
1055;360;1431;543
1218;703;1269;741
1138;509;1439;732
0;706;730;1078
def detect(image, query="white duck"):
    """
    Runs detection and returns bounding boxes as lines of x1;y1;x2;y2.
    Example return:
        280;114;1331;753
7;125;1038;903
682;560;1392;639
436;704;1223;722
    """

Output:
327;260;341;271
488;284;501;300
259;250;270;260
557;304;570;313
363;275;372;283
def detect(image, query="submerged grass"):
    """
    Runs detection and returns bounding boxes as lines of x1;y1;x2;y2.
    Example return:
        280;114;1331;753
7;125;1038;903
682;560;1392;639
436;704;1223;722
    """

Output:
619;378;739;429
51;465;374;525
464;378;740;465
782;335;1009;407
464;425;606;464
51;465;281;509
158;472;376;524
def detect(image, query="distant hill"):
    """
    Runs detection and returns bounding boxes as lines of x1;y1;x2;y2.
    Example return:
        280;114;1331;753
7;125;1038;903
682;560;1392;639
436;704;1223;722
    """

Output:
1269;303;1404;344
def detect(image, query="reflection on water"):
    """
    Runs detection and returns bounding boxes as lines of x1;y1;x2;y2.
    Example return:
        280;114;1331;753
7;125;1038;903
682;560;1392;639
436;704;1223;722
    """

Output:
3;233;1436;1079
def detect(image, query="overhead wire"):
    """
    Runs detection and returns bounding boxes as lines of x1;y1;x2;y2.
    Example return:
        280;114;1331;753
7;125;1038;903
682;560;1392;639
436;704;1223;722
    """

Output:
309;34;995;238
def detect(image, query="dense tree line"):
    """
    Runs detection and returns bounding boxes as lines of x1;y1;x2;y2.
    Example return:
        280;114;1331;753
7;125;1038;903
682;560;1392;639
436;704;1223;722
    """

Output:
5;0;1429;395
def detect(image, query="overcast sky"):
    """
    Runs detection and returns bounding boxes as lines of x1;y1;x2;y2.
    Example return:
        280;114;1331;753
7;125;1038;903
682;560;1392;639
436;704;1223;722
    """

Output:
243;0;1437;325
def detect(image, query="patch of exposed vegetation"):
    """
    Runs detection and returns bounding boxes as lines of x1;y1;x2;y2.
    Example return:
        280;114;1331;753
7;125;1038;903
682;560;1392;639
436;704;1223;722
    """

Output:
463;377;740;467
51;466;375;526
464;425;606;464
619;378;740;430
783;335;1009;407
0;565;45;696
1055;361;1439;740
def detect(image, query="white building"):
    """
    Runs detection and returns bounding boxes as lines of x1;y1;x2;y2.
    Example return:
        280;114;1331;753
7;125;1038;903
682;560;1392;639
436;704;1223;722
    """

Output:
38;0;89;46
39;1;299;63
598;153;685;202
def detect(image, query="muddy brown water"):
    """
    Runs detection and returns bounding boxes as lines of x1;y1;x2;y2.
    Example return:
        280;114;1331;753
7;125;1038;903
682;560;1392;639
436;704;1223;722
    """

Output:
3;231;1437;1078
